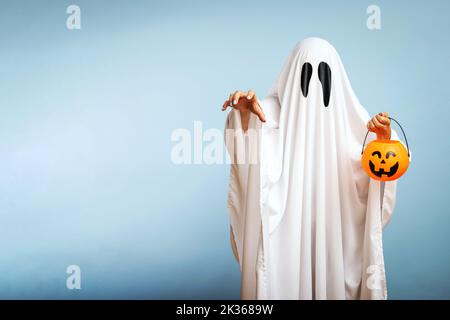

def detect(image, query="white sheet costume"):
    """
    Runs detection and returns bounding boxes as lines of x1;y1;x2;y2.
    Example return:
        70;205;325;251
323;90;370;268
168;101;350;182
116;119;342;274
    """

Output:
225;38;398;300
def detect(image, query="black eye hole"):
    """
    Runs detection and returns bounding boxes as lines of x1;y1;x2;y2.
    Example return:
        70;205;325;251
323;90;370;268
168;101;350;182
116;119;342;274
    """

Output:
300;62;313;97
318;62;331;107
386;151;396;159
372;151;382;158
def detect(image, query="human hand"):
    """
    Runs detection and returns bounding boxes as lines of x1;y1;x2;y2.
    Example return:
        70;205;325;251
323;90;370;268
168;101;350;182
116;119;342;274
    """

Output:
367;112;391;140
222;90;266;131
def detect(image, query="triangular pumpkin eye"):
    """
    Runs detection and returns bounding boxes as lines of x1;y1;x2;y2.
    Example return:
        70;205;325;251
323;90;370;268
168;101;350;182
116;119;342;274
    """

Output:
300;62;313;97
318;62;332;107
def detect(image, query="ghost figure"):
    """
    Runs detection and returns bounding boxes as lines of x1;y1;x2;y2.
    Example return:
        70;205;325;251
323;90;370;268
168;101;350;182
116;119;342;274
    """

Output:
225;38;398;300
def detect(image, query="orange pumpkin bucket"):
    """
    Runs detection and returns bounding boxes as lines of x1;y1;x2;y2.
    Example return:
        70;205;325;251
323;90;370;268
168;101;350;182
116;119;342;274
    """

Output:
361;117;410;181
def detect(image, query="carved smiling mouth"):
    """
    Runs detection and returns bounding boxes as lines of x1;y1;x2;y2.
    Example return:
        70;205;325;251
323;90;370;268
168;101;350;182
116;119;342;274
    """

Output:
369;161;399;178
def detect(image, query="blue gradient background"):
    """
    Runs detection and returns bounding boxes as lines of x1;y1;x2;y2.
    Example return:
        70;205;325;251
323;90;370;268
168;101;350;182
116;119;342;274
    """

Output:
0;0;449;299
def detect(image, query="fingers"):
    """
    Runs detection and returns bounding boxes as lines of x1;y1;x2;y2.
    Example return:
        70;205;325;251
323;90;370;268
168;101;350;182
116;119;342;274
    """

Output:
247;90;264;121
222;93;235;111
250;100;266;122
367;119;381;132
246;90;256;101
371;115;386;129
222;90;265;123
367;119;376;132
231;91;245;106
367;111;391;132
222;99;231;111
376;113;390;126
222;90;255;111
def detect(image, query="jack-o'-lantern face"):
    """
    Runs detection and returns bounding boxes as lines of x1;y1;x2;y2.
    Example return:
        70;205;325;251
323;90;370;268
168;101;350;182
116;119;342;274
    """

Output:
369;150;398;178
361;140;410;181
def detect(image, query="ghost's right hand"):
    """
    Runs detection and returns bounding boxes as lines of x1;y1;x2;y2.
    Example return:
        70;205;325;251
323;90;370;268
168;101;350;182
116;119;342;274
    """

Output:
222;90;266;128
